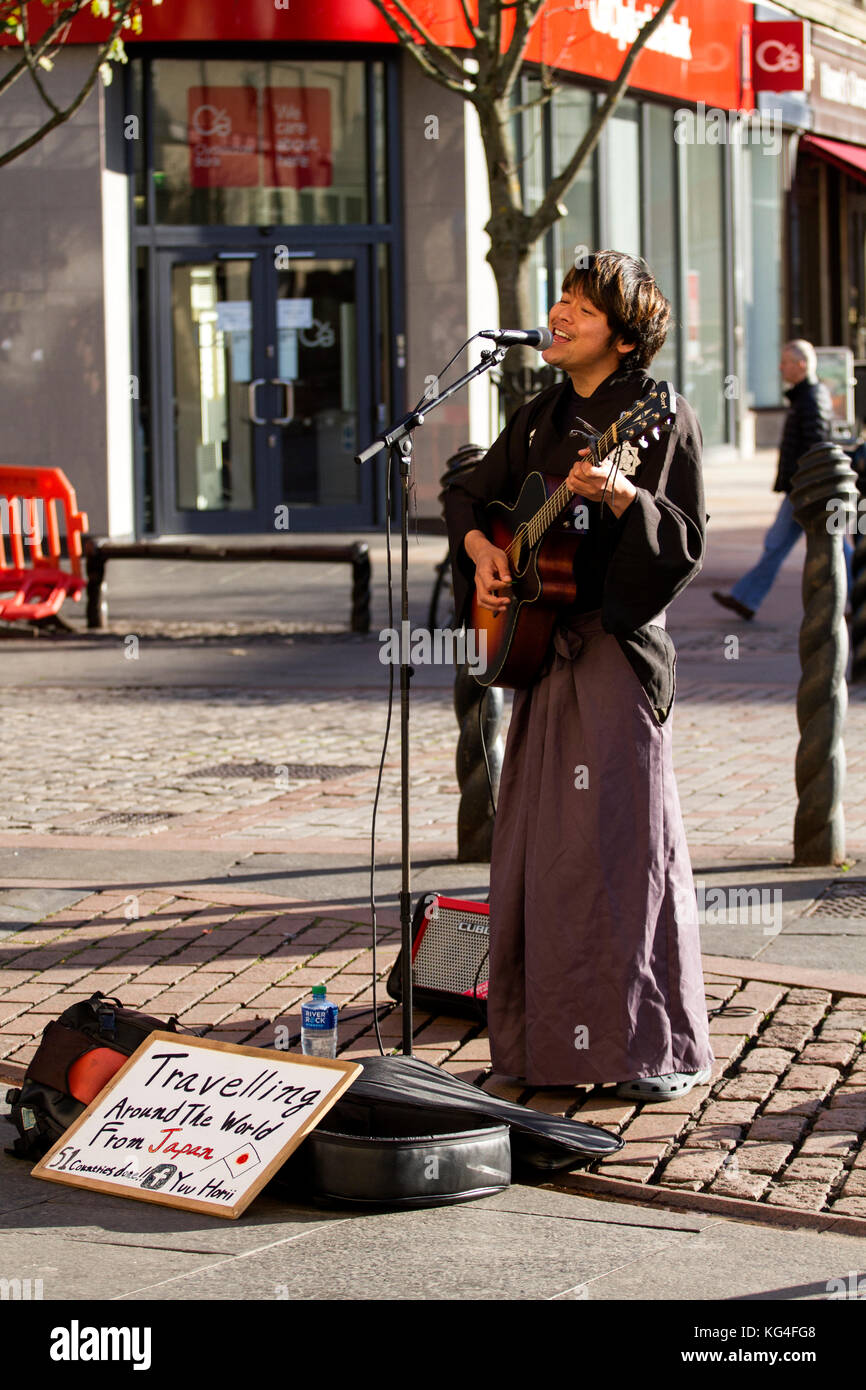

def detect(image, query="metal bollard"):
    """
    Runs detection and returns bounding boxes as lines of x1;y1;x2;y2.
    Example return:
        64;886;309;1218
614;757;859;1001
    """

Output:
454;662;503;862
349;542;371;634
789;442;859;865
850;447;866;680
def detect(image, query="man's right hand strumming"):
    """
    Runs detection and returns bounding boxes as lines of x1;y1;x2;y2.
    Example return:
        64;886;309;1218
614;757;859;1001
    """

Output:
465;530;513;612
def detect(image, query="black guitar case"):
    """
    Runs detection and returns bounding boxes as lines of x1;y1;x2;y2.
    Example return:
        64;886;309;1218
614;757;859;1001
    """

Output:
275;1054;622;1208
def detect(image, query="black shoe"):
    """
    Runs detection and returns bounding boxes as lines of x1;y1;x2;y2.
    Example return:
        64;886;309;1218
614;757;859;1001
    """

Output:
712;590;754;621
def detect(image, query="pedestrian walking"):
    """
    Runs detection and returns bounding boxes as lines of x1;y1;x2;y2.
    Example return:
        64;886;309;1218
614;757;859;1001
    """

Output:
712;340;849;620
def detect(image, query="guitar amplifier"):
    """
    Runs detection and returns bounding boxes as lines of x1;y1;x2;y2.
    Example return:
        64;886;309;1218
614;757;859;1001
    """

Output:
387;894;489;1020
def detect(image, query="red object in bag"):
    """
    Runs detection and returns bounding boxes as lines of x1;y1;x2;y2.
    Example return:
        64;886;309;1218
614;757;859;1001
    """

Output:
67;1047;127;1104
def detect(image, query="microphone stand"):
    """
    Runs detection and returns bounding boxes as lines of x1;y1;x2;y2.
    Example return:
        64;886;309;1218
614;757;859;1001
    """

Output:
355;344;507;1056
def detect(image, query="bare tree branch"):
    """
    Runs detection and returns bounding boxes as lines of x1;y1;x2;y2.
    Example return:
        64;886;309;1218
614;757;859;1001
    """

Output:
0;2;134;167
0;0;91;100
497;0;547;101
370;0;467;82
457;0;483;44
365;0;474;96
510;86;555;117
527;0;680;241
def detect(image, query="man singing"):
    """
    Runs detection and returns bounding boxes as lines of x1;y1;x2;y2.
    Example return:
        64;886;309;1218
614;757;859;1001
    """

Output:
444;250;714;1101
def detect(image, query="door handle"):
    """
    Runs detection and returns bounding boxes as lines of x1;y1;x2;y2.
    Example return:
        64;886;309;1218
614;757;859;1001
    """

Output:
247;378;266;425
270;378;295;425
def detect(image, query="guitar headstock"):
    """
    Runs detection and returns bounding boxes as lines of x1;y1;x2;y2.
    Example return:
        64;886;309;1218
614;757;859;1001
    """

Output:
609;382;678;452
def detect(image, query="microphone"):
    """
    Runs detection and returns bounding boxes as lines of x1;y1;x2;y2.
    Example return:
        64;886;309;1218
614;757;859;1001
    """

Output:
477;326;554;349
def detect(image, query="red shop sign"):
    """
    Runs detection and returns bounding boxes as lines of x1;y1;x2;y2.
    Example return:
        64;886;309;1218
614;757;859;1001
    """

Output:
751;20;807;93
5;1;753;111
188;87;259;188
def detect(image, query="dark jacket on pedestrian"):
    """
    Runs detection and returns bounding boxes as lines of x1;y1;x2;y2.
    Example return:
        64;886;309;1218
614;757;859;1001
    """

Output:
773;376;833;493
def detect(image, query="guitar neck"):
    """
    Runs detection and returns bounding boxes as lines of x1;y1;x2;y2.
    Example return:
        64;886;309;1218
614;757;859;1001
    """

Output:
523;419;622;550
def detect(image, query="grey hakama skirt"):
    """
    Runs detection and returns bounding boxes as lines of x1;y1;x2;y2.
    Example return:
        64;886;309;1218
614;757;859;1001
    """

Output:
488;609;714;1086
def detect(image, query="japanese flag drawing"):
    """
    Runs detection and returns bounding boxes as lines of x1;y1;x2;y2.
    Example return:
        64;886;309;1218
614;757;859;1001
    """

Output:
200;1143;263;1182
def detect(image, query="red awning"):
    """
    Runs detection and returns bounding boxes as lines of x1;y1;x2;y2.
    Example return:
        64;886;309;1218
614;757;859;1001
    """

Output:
799;134;866;184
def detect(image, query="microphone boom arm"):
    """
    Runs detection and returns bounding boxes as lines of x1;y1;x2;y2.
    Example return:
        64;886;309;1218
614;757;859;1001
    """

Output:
354;346;508;466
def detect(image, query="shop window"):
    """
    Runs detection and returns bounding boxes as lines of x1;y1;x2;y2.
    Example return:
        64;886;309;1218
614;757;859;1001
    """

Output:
372;62;388;226
681;141;727;446
143;58;372;226
605;98;641;258
551;86;597;292
744;143;783;408
519;77;550;325
789;159;822;344
643;104;678;383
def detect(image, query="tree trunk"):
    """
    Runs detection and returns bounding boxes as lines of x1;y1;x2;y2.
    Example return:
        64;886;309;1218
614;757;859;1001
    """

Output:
476;92;543;422
487;233;537;420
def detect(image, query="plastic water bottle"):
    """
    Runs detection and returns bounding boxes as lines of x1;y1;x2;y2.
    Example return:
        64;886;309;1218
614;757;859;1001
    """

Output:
301;984;339;1058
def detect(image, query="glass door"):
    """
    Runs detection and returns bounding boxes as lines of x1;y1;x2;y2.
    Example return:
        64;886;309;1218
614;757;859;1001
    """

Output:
156;244;374;533
157;249;272;532
272;254;367;519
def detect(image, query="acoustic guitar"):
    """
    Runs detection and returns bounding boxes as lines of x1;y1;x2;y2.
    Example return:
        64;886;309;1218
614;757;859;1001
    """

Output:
469;383;677;690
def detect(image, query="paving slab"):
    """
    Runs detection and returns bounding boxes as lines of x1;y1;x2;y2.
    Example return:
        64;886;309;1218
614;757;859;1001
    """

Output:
225;852;491;909
0;1228;225;1301
0;889;89;937
559;1212;866;1301
0;847;249;889
114;1197;706;1303
758;936;866;972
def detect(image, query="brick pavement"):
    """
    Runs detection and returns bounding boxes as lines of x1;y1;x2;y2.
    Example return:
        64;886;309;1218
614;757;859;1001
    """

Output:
3;671;866;857
1;888;865;1231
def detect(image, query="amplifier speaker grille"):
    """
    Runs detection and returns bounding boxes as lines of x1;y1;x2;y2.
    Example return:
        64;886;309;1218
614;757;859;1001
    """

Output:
414;903;489;997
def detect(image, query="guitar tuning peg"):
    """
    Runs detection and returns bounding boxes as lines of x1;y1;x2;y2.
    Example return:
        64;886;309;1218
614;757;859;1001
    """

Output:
651;426;660;440
638;436;648;449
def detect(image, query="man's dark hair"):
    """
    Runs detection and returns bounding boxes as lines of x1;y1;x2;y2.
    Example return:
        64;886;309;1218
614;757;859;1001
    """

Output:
561;250;671;370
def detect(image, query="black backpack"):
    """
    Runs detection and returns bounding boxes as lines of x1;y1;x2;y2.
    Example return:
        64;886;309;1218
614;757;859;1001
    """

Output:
5;991;183;1161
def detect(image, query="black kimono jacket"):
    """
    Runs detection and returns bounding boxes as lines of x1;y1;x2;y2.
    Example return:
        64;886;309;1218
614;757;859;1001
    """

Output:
442;366;706;721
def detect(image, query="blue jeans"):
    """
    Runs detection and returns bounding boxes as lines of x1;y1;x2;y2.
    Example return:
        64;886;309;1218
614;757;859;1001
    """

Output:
731;493;853;613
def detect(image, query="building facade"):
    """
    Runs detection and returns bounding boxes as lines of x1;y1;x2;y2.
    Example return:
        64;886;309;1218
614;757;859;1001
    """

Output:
2;0;862;537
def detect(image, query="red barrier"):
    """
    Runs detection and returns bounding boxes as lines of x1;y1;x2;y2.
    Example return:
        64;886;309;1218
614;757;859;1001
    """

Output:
0;467;88;622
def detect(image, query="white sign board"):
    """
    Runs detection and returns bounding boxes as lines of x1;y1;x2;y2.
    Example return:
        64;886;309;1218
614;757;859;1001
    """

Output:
277;298;313;329
33;1033;361;1220
215;301;252;333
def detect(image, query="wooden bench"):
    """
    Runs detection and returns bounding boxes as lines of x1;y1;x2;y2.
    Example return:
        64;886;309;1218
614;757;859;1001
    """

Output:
82;538;372;634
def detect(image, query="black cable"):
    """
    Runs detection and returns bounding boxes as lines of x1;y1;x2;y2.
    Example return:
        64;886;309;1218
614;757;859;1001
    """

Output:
477;687;497;818
600;440;626;518
411;334;482;416
368;445;397;1058
471;947;489;1025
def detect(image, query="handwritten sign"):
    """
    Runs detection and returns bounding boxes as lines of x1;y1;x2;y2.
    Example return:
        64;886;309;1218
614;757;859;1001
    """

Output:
33;1033;361;1220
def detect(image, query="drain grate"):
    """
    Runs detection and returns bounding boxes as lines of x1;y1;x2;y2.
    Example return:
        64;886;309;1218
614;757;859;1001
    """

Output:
77;812;179;830
188;761;368;782
805;879;866;918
